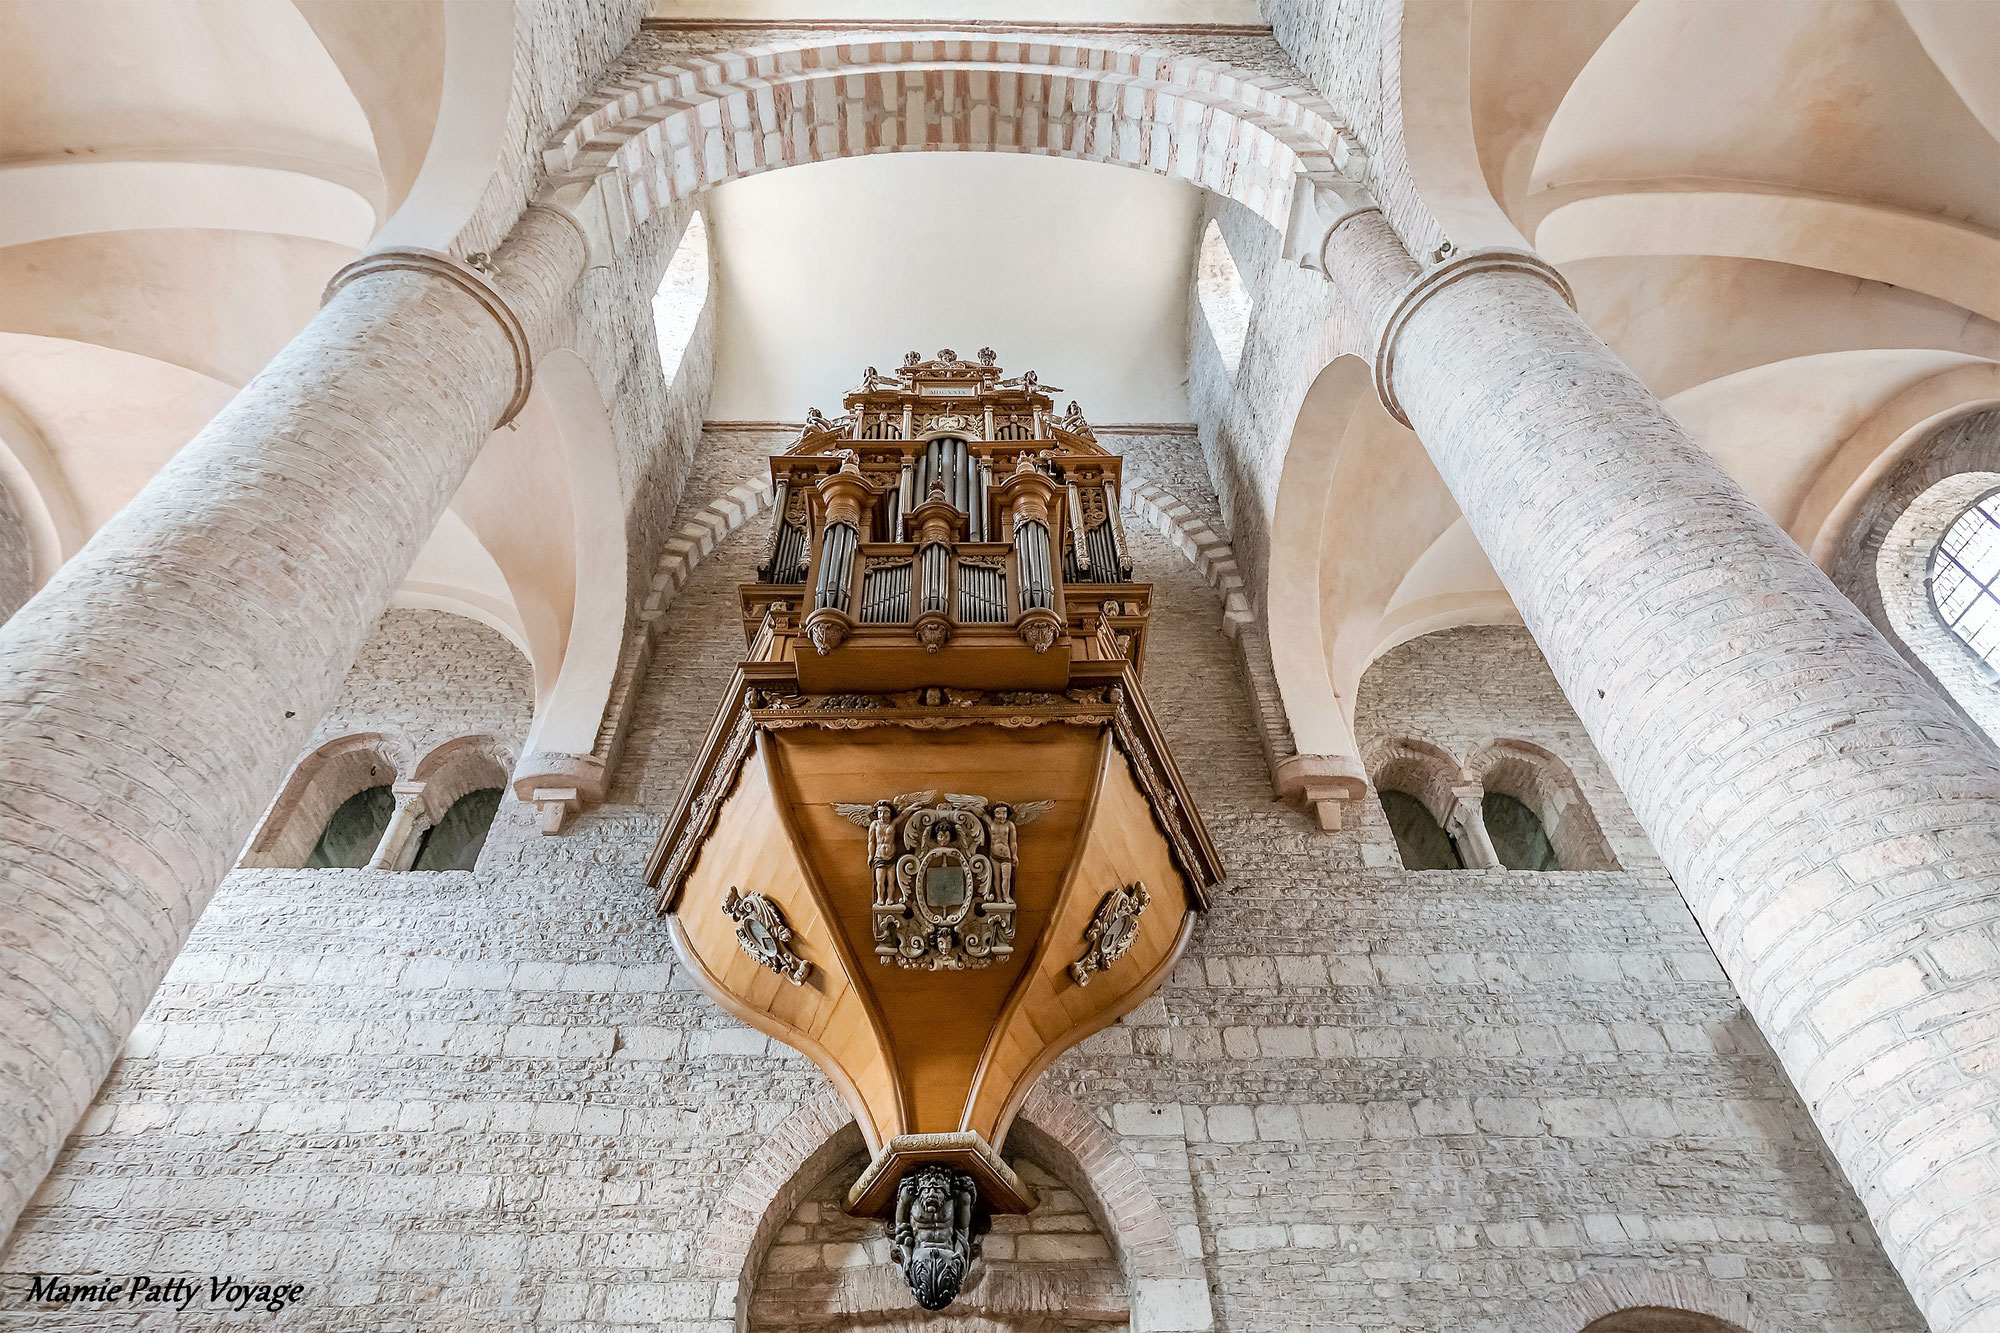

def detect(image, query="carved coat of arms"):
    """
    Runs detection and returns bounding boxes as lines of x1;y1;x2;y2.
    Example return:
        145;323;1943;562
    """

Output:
836;791;1053;970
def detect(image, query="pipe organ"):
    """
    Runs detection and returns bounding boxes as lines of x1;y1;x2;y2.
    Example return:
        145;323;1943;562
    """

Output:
648;351;1222;1312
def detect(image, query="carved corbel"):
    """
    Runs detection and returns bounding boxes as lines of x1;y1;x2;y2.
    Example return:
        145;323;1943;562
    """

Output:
1282;163;1379;278
512;753;608;837
1272;753;1369;831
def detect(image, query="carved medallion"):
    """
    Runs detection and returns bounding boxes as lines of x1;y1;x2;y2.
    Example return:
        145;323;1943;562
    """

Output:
1070;881;1149;986
837;792;1053;970
721;887;811;985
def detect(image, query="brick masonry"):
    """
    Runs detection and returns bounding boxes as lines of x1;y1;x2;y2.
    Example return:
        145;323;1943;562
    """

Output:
1374;255;2000;1332
0;206;589;1239
0;434;1924;1330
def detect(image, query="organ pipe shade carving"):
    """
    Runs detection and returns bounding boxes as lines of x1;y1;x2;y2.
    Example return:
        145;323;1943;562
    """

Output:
647;352;1220;1313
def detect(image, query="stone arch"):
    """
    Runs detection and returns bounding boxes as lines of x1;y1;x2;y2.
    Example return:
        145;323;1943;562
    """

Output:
698;1086;1211;1332
239;731;412;869
413;733;515;815
1266;355;1456;763
1363;735;1466;830
639;473;776;625
1524;1269;1762;1333
499;350;632;793
1466;737;1619;871
551;35;1353;253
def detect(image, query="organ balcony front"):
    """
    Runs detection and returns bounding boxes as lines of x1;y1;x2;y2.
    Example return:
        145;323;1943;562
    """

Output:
647;352;1221;1314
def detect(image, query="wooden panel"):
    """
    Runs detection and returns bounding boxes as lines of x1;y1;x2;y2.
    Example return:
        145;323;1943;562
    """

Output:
671;745;901;1147
767;723;1105;1135
963;739;1192;1141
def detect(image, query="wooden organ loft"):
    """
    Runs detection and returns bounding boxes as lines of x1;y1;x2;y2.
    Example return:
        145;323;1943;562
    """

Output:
647;350;1222;1312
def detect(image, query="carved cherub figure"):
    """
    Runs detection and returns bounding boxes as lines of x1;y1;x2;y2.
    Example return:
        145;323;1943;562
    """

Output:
804;407;836;435
943;794;1053;906
865;800;898;904
835;791;939;905
862;365;891;390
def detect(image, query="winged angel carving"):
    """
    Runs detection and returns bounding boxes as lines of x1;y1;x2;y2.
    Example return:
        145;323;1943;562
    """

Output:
835;792;1053;970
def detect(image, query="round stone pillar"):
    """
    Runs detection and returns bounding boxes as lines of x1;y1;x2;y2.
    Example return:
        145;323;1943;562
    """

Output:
1353;240;2000;1331
0;206;588;1236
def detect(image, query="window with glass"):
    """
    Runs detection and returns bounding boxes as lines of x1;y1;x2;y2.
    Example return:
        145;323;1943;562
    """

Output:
1931;491;2000;671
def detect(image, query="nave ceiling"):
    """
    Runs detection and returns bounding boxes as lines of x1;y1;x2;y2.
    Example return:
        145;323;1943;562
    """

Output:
0;0;1992;774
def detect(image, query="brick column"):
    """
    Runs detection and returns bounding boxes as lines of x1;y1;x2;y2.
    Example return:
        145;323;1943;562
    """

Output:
0;206;587;1236
1333;230;2000;1330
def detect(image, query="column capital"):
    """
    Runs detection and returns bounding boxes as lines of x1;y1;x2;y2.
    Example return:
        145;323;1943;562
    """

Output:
323;247;534;428
1371;247;1575;426
1282;168;1381;278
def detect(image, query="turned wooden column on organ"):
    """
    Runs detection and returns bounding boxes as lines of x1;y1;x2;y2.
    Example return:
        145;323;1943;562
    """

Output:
1315;200;2000;1332
0;206;589;1238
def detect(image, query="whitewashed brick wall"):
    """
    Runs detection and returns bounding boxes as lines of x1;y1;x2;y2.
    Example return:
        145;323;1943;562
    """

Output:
2;441;1922;1330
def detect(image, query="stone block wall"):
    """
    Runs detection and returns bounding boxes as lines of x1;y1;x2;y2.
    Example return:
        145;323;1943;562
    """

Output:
308;608;535;761
749;1156;1126;1332
1;432;1921;1330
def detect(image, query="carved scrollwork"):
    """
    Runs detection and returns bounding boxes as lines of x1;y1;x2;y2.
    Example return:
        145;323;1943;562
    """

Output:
721;887;811;985
1070;881;1150;986
836;792;1052;970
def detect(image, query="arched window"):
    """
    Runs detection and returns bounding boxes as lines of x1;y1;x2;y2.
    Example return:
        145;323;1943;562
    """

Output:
1195;218;1249;377
412;788;503;871
1581;1310;1748;1333
1482;791;1560;870
1379;789;1463;870
653;209;710;387
1930;489;2000;670
306;785;395;868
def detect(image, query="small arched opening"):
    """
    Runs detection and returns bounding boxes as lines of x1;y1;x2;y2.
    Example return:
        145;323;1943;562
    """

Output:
306;785;396;868
1470;739;1620;872
240;733;410;869
654;208;711;388
1194;217;1250;379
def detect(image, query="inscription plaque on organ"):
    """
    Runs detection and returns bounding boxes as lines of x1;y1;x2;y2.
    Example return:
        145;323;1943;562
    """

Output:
647;353;1222;1311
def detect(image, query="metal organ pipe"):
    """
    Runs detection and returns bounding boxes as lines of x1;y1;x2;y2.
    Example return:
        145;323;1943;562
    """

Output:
1016;516;1053;611
814;522;858;612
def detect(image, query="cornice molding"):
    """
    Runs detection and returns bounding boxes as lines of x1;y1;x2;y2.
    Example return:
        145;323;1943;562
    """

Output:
323;247;534;428
639;18;1275;36
1372;247;1575;427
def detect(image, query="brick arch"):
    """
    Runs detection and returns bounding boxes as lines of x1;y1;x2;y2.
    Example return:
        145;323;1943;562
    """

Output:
1364;734;1468;828
1120;473;1253;632
550;34;1353;247
239;731;413;869
1466;737;1619;872
1525;1270;1763;1333
638;473;775;625
696;1086;1212;1329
